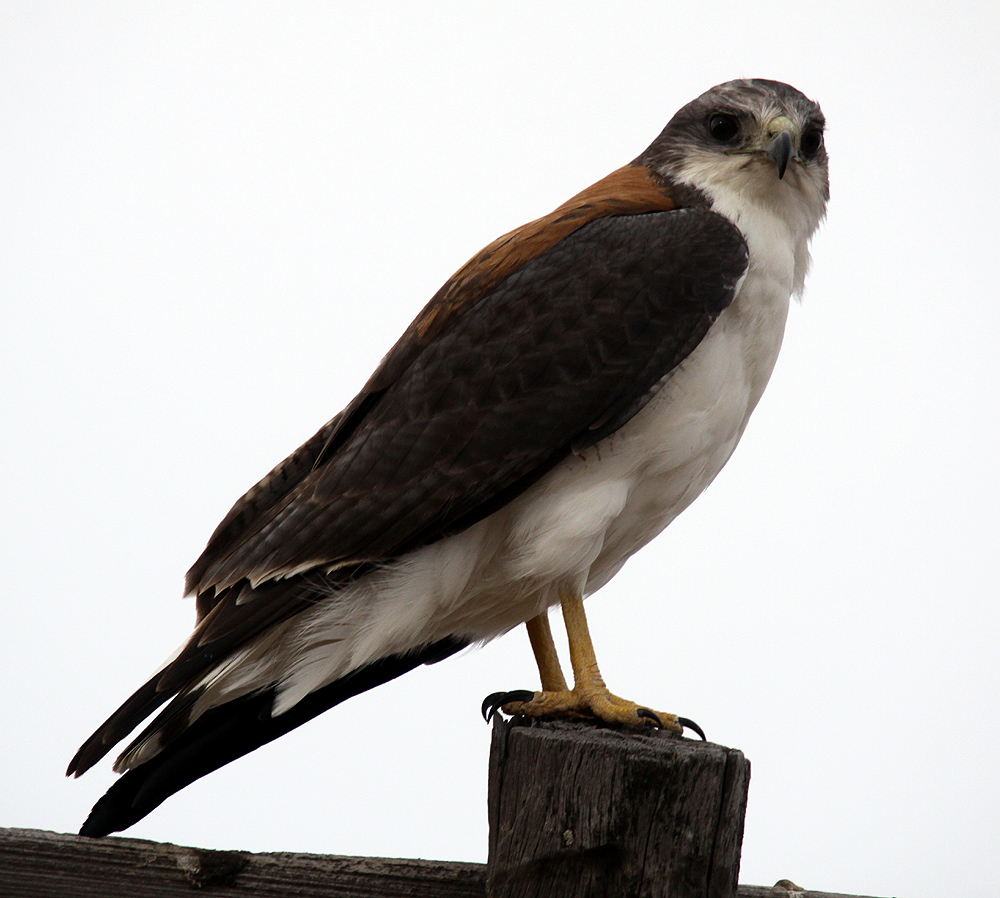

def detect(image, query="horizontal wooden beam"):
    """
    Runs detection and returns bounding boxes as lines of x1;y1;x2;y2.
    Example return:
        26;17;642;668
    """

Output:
0;828;886;898
738;888;885;898
0;827;484;898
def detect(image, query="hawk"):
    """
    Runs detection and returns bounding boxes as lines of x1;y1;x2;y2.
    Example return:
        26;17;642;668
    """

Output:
69;79;829;837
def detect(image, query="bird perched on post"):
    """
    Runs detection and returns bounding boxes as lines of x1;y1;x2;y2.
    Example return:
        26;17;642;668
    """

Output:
68;79;829;837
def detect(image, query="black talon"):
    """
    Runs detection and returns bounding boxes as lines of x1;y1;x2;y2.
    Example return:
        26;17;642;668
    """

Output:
481;692;504;723
636;707;663;727
481;690;536;723
678;716;706;740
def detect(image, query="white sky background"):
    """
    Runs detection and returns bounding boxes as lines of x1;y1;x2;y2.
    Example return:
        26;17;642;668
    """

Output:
2;3;998;896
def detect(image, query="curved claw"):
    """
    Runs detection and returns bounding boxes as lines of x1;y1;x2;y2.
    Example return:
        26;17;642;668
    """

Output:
481;690;536;723
636;707;664;727
678;716;706;741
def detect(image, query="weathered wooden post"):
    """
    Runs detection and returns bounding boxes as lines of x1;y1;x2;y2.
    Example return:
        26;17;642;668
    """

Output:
486;717;750;898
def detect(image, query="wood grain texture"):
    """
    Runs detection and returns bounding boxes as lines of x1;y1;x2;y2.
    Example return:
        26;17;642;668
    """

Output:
486;717;751;898
738;888;889;898
0;828;890;898
0;827;486;898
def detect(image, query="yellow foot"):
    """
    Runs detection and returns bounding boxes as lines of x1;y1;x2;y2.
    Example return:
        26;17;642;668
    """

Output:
487;686;684;734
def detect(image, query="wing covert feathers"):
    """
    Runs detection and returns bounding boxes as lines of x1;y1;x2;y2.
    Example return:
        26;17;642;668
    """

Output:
395;164;679;354
184;163;675;597
188;207;747;596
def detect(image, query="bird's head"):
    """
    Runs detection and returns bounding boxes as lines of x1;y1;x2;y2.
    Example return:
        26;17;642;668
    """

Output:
639;79;829;240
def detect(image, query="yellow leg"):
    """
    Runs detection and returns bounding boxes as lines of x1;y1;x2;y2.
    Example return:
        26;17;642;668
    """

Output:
503;590;683;733
525;612;569;692
560;590;607;693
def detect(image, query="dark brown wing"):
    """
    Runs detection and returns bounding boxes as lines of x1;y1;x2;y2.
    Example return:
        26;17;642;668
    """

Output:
184;163;677;598
190;206;748;593
189;412;346;622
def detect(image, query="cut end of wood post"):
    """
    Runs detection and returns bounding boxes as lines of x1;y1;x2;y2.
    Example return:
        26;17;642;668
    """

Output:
486;716;750;898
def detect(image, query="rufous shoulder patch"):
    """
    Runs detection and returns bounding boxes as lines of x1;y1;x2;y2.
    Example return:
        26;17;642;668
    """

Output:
416;164;676;337
363;163;676;394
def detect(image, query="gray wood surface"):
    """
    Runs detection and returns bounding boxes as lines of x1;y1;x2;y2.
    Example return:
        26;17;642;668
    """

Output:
739;888;889;898
486;716;750;898
0;827;485;897
0;828;888;898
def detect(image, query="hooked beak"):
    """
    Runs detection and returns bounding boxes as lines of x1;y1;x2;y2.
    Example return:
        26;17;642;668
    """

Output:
766;129;795;179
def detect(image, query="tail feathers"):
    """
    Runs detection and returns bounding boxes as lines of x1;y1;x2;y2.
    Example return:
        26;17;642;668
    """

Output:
68;576;326;778
112;684;206;773
78;635;468;837
67;676;170;778
67;631;242;778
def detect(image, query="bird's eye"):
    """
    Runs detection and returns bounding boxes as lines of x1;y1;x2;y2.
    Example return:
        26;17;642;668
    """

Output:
708;113;740;142
800;128;824;156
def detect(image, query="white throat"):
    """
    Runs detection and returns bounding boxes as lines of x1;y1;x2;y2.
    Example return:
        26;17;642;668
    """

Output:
674;156;827;297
